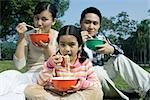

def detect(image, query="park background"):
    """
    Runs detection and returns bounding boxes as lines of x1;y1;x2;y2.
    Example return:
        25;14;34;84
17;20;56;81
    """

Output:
1;0;149;66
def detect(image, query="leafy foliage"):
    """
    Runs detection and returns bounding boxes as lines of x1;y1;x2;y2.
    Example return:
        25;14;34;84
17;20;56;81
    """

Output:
100;11;149;63
101;12;137;46
1;42;16;60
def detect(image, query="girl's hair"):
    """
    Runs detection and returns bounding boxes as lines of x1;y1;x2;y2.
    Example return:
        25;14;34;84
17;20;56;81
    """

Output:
57;25;88;62
34;1;58;20
57;25;83;47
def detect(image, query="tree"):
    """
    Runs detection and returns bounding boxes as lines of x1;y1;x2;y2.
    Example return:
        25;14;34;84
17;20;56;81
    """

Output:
136;19;149;63
0;0;69;40
123;19;149;64
100;12;137;46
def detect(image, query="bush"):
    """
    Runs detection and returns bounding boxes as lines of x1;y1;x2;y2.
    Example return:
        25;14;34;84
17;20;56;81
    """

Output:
1;42;16;60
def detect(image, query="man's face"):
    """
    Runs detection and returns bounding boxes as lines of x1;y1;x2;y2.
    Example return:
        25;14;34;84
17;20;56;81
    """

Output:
80;13;101;37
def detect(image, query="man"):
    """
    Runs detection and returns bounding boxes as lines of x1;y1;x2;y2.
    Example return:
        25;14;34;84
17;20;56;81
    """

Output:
80;7;150;100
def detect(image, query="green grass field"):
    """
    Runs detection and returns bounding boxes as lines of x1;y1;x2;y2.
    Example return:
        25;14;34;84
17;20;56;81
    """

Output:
0;60;16;72
0;60;28;73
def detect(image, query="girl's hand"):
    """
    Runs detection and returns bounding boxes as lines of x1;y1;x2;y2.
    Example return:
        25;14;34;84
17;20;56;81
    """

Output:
44;83;55;90
81;31;93;42
96;40;114;54
16;22;27;36
67;78;83;93
51;54;64;67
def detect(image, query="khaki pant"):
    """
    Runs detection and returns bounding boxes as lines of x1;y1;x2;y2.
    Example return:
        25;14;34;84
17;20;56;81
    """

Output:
94;54;150;100
24;84;103;100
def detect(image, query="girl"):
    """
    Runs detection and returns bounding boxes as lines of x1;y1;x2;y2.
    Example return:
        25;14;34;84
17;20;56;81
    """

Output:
0;1;58;100
24;25;103;100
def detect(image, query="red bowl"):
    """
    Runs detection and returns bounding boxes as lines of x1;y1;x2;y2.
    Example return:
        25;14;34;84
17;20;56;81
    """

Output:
52;77;78;91
29;33;49;43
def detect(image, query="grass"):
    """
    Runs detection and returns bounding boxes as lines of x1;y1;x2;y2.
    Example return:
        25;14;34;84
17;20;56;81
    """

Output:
0;60;28;73
0;60;16;72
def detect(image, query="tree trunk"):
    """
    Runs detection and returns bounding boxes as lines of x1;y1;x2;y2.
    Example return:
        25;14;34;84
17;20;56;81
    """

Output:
143;46;147;64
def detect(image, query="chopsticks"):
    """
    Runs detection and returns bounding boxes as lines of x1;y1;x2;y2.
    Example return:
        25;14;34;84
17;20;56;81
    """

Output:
25;24;39;31
25;24;35;29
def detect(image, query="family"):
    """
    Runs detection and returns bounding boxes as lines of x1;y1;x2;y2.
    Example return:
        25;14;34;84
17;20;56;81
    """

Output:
0;1;150;100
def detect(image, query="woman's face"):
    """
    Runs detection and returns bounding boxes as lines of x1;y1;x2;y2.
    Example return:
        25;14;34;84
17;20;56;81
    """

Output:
33;10;54;33
80;13;101;37
58;35;80;64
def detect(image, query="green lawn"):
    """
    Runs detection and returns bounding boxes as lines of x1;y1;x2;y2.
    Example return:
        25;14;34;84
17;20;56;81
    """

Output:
0;60;16;72
0;60;28;73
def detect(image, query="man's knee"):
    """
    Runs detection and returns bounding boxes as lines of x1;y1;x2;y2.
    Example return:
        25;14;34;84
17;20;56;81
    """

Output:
94;66;105;81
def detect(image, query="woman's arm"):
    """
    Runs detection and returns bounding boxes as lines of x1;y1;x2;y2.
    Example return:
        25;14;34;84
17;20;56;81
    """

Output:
14;22;28;69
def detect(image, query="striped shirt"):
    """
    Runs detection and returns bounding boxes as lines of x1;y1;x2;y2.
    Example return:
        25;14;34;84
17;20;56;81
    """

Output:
37;58;100;89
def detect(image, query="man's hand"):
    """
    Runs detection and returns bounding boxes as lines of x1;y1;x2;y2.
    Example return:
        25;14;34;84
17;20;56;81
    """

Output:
96;40;114;54
81;31;93;42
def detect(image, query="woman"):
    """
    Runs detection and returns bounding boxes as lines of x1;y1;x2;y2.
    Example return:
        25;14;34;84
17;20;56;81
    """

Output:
0;1;58;100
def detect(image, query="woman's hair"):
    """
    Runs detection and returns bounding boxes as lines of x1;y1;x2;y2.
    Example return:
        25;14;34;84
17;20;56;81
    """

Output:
80;7;102;24
57;25;83;47
34;1;58;20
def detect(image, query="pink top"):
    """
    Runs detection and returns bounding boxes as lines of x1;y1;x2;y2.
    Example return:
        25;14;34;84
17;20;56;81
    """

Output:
37;58;100;89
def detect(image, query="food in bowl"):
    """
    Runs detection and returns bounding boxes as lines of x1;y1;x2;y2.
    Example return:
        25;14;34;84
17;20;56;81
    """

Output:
29;33;49;44
85;38;104;51
52;77;78;92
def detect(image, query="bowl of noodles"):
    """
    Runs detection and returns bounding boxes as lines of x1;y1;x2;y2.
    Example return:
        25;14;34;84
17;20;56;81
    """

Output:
29;33;50;44
52;77;78;92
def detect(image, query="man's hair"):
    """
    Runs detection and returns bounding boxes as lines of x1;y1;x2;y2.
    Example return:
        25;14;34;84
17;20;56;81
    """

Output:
80;7;102;24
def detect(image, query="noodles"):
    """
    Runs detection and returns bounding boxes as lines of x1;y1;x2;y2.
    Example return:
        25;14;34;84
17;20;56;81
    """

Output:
63;55;70;72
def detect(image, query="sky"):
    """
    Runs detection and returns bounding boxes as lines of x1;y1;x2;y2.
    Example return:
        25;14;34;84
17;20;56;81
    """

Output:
59;0;150;25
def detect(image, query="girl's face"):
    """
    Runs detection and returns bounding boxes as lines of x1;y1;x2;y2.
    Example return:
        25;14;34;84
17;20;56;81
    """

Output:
58;35;80;64
33;10;55;33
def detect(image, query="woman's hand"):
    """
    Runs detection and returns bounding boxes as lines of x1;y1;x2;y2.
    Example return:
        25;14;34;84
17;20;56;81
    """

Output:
16;22;27;37
32;40;56;57
96;40;114;54
33;41;49;48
